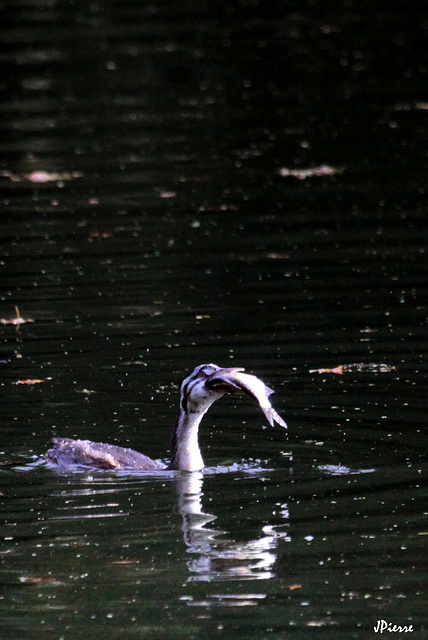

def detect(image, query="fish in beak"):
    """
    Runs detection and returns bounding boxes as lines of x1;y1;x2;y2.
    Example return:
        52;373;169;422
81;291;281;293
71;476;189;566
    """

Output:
206;368;287;429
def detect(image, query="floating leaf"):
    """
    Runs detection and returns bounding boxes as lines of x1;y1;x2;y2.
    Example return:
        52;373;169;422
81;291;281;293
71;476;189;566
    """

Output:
19;575;62;585
309;363;396;374
279;165;344;180
0;305;34;331
1;170;83;183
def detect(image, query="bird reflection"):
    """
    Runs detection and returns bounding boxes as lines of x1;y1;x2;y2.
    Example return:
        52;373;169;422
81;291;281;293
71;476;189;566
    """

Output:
174;471;290;583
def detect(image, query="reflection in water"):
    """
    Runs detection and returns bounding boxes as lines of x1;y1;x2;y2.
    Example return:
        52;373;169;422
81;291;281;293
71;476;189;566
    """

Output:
174;472;290;588
2;456;426;634
14;462;291;590
318;464;375;476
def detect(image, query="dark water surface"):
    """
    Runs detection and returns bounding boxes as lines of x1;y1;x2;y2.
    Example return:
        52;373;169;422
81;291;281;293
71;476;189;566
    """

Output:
1;1;427;638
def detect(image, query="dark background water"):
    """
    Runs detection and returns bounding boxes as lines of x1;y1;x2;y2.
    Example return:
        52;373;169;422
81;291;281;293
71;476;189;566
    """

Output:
1;1;427;638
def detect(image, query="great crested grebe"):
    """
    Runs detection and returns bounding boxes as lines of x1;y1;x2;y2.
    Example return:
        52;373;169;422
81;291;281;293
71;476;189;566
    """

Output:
46;364;287;472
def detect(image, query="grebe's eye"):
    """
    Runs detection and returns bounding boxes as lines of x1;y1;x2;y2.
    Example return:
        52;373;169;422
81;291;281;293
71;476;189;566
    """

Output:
195;364;220;379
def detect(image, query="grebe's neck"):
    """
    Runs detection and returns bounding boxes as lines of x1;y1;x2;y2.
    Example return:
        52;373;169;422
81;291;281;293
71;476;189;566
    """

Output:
168;405;211;471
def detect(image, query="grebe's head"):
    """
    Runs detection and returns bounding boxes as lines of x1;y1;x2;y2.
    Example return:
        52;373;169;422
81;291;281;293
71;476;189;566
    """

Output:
180;364;244;413
179;363;287;429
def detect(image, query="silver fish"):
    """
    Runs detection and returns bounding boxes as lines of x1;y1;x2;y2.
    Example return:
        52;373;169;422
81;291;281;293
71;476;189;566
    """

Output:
206;368;287;428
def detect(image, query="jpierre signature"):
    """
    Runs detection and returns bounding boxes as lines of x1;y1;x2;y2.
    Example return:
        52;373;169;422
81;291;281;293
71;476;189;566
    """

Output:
374;620;413;634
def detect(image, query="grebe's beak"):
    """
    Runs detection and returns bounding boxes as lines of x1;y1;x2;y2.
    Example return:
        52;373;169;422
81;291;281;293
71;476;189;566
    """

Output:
205;368;246;393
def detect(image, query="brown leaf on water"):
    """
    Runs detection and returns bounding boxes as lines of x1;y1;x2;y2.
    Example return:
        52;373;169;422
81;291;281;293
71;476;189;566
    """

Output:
1;305;34;331
19;575;62;585
1;170;83;183
89;230;114;239
310;365;345;374
309;363;396;374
